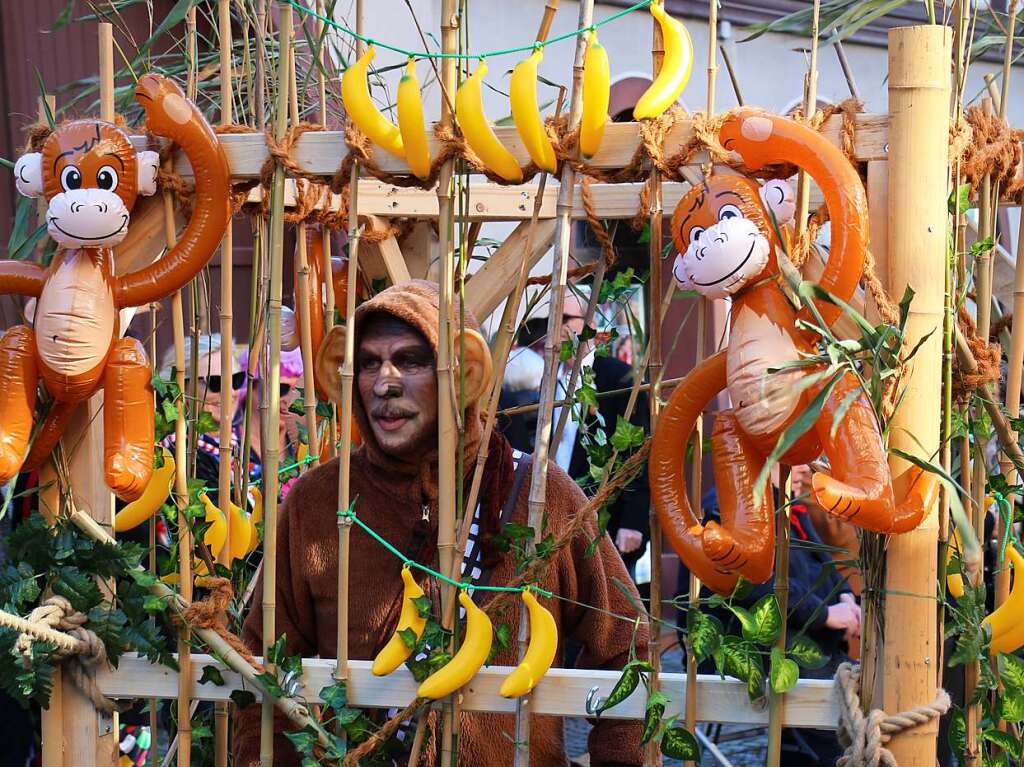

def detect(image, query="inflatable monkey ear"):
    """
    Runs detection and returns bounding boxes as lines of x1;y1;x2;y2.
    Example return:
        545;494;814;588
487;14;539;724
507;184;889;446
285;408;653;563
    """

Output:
315;326;346;406
14;153;44;198
454;328;493;407
137;150;161;197
759;179;796;227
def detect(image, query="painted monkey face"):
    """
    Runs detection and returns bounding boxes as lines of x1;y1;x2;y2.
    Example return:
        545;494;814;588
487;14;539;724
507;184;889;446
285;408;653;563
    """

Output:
14;120;159;248
670;176;785;300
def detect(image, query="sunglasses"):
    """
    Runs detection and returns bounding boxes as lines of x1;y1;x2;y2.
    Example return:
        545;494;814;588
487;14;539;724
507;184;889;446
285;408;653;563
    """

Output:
189;371;246;393
279;382;294;398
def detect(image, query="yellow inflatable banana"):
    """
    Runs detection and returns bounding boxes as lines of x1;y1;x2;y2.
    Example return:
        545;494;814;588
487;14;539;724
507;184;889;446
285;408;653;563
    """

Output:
946;528;965;599
194;492;228;574
418;590;493;699
114;448;175;533
985;545;1024;654
397;58;432;180
633;2;693;120
225;496;253;563
342;45;405;159
455;61;524;183
247;487;264;554
372;565;428;675
499;589;557;697
510;47;556;173
580;30;610;160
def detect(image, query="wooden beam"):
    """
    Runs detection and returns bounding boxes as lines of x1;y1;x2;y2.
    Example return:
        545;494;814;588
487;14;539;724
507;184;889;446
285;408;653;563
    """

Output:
360;215;412;286
133;113;889;181
96;654;839;730
464;219;557;320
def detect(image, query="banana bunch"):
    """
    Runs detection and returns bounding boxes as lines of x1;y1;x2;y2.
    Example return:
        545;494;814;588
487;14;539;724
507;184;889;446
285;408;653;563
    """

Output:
114;447;175;532
499;589;557;698
633;1;693;120
397;58;432;180
372;565;427;675
341;45;405;159
985;545;1024;654
510;47;557;173
456;61;524;183
418;589;493;699
580;30;610;159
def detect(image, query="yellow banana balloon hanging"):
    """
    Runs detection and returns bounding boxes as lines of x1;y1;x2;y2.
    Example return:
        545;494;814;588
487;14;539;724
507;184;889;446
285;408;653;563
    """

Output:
418;590;493;699
342;45;405;159
510;47;557;173
114;448;175;533
633;2;693;120
499;589;557;698
455;60;524;183
372;565;428;675
247;487;264;555
397;58;432;180
225;497;254;563
580;30;610;160
984;545;1024;654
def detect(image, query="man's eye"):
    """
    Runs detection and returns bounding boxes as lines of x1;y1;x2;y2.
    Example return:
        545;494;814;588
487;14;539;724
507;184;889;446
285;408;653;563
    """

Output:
358;359;381;371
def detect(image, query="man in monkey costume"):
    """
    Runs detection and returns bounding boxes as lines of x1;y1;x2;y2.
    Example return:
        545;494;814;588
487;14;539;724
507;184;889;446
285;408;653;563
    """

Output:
234;281;646;766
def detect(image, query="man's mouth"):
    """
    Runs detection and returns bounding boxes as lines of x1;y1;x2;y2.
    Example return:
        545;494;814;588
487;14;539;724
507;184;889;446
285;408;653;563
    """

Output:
373;410;416;432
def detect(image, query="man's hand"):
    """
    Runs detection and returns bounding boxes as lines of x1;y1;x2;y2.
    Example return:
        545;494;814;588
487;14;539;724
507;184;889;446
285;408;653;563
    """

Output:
615;528;643;554
826;593;861;643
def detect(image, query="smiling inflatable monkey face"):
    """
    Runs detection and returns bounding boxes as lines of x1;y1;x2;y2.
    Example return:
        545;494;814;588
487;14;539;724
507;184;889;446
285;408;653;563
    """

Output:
14;120;160;248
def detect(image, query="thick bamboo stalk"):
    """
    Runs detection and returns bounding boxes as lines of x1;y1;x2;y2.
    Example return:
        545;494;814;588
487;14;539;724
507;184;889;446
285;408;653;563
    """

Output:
261;8;292;767
215;4;234;766
875;26;949;766
515;4;593;764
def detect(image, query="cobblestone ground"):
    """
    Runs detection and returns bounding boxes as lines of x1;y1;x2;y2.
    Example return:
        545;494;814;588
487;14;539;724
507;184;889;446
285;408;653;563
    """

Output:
563;646;768;767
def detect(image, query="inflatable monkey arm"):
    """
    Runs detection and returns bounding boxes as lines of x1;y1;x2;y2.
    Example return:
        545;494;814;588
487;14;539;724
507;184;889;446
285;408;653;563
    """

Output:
719;110;868;330
115;74;231;309
0;261;47;298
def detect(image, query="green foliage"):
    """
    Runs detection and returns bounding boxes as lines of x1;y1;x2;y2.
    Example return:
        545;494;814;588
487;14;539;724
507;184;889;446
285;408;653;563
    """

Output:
660;725;700;760
770;647;799;694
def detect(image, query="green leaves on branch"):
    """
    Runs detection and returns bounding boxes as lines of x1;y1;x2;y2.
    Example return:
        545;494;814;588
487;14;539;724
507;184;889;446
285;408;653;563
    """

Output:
770;647;799;694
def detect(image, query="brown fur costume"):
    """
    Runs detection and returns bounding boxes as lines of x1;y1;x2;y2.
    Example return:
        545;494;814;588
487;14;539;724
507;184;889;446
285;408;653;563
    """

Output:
234;281;646;766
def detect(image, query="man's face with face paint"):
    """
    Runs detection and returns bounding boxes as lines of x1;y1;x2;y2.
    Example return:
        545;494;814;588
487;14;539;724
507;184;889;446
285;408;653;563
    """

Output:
356;314;439;459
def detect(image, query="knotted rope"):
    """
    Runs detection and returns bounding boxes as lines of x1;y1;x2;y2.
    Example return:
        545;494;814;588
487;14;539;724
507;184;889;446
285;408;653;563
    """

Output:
3;595;120;713
176;576;264;673
835;662;950;767
954;305;1002;404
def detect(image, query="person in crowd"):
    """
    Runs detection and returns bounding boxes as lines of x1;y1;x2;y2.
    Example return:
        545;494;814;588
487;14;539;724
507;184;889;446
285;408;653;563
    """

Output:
676;477;860;766
613;333;635;367
791;464;862;596
234;280;646;766
551;287;650;577
497;343;545;454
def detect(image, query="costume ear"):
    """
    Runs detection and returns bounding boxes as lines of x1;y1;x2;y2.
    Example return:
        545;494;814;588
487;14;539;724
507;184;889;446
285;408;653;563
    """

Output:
454;328;493;407
137;150;160;197
14;153;44;198
314;326;346;406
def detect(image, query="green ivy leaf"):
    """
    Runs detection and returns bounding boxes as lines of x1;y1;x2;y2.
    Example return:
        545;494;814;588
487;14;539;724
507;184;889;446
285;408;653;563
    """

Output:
192;724;213;740
195;410;218;435
660;726;700;760
284;725;321;755
610;416;645;452
398;627;419;649
267;635;288;666
787;635;828;670
745;595;783;645
255;671;285;698
686;610;722;663
230;689;257;709
769;647;799;694
319;680;348;712
949;183;972;215
199;665;226;686
412;595;432;619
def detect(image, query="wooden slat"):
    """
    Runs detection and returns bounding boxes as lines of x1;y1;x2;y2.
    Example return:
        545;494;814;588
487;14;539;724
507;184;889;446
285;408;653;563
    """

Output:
464;219;557;320
96;654;838;730
132;113;888;181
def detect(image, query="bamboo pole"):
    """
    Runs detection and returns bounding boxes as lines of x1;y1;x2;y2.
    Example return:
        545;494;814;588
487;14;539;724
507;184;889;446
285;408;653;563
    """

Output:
215;4;234;767
261;7;292;767
644;8;667;767
833;40;861;101
435;0;460;762
875;25;949;766
289;52;321;468
718;44;743;106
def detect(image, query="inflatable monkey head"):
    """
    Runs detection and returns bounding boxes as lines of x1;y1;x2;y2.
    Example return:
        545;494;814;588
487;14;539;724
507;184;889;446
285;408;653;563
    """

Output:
670;176;795;300
14;120;159;249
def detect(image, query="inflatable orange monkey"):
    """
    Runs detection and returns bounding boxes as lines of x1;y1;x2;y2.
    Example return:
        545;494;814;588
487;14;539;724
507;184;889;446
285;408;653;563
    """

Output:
649;110;938;594
0;74;230;501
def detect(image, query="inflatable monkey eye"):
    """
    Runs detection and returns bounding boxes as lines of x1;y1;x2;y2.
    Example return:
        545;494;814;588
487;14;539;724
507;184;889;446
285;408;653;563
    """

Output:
689;226;705;245
96;165;119;192
137;150;160;197
14;153;44;198
718;204;742;221
60;165;83;192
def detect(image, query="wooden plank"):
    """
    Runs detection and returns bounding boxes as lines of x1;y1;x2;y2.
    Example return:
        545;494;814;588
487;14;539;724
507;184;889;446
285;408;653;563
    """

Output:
464;219;557;320
96;654;839;730
134;113;888;181
362;216;411;285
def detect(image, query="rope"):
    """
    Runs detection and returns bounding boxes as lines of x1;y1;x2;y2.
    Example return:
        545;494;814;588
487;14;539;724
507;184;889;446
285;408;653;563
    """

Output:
5;595;120;713
834;662;950;767
176;577;264;672
955;305;1002;404
960;105;1024;202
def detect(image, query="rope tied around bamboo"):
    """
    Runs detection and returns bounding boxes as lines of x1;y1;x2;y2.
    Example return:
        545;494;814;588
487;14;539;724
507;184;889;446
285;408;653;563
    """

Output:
834;662;951;767
954;305;1003;404
2;594;122;713
172;576;265;673
957;105;1024;202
